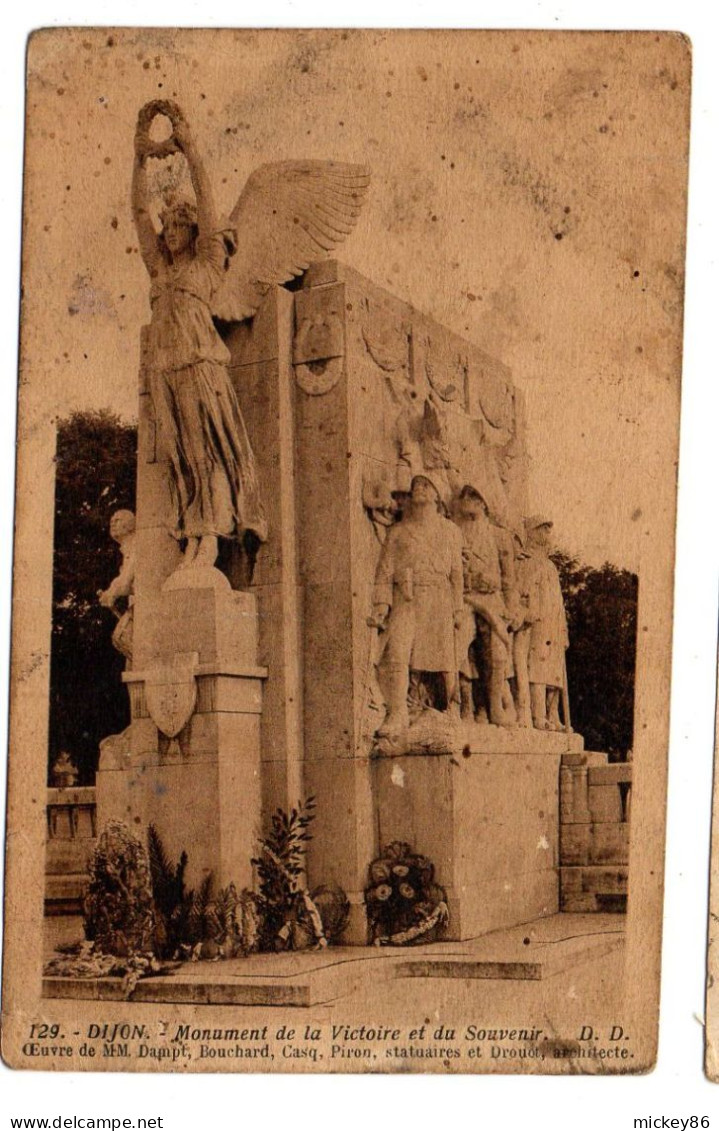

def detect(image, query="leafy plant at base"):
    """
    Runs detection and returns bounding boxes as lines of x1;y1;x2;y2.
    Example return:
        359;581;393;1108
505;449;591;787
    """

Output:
146;825;262;959
147;823;191;958
251;797;349;950
84;821;155;957
252;796;317;949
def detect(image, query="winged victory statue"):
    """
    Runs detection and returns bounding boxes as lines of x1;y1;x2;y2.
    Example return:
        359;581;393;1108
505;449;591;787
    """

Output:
131;99;370;574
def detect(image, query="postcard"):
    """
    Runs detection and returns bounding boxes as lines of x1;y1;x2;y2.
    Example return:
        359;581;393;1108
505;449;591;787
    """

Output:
1;27;690;1073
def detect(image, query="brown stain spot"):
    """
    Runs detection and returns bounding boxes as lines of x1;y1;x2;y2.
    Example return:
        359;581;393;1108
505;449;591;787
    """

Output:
104;156;111;165
57;87;65;96
417;66;428;82
110;217;118;229
631;508;642;521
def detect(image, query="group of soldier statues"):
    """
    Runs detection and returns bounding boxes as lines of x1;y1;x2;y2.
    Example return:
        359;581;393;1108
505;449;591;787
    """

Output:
369;474;569;739
99;476;569;744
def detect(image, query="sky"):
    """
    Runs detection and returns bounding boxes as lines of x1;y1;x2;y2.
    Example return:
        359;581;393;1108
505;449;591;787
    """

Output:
20;27;690;570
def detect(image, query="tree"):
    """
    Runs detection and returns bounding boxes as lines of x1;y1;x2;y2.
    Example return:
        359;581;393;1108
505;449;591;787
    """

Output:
552;550;638;759
49;411;137;784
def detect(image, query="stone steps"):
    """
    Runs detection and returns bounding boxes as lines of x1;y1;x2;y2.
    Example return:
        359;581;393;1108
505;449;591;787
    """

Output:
43;913;624;1006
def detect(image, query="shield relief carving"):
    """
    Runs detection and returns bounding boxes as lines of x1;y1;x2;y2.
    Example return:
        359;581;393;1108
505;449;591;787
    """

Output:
144;651;199;740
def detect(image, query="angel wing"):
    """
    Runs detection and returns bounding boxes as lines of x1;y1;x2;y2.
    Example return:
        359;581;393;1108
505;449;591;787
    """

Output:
212;160;371;322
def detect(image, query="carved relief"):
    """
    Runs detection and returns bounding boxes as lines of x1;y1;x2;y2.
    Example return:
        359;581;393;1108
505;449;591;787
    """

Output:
366;488;571;748
294;287;345;395
369;475;464;756
144;651;200;755
453;485;514;727
362;322;409;374
98;510;136;666
515;516;570;732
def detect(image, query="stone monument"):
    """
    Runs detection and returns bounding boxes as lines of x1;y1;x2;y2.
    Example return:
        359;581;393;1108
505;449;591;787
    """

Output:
97;99;582;944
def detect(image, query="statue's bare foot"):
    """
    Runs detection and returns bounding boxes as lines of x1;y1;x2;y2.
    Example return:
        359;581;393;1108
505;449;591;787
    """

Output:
377;713;408;740
193;535;219;569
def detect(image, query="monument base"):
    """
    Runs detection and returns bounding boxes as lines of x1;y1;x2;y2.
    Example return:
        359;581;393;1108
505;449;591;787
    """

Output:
373;726;583;941
96;575;265;893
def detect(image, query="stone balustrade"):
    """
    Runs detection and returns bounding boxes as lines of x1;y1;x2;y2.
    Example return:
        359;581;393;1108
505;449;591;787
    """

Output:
45;786;96;915
559;753;631;913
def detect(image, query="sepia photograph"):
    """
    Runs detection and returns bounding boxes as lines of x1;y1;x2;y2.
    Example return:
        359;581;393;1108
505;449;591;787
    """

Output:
0;21;695;1083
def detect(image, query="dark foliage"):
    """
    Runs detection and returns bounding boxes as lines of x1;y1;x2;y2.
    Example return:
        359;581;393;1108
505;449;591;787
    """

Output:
49;410;137;783
252;797;318;950
311;885;351;942
83;821;155;957
146;827;262;958
147;824;191;959
552;551;638;759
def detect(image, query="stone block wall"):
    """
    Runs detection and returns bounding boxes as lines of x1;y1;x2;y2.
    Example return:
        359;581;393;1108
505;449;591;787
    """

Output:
559;753;631;912
45;786;96;916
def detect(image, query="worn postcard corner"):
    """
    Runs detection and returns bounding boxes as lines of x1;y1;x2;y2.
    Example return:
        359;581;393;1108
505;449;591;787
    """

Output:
2;27;690;1074
705;684;719;1082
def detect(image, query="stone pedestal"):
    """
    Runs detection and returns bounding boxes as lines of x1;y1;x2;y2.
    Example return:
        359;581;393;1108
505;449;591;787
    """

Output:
96;572;264;891
374;727;584;940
